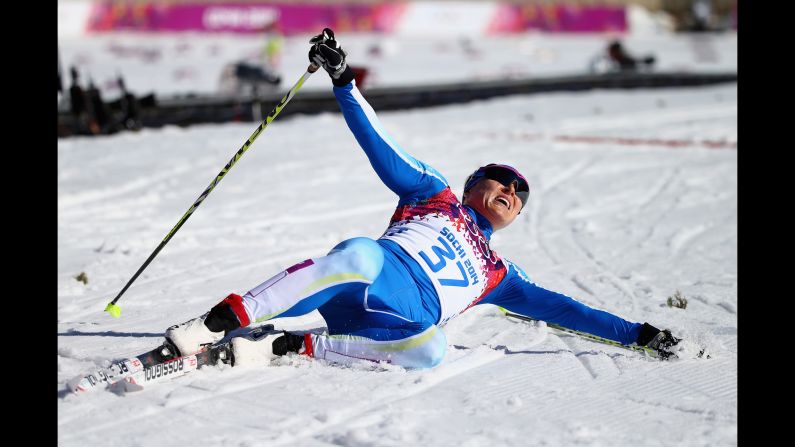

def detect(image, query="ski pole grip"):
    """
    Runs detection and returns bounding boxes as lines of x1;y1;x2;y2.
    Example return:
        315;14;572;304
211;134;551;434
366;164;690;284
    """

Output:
308;63;319;73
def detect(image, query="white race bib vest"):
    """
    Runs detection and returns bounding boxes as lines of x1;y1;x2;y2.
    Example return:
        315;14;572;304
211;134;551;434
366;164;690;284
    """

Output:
381;195;504;326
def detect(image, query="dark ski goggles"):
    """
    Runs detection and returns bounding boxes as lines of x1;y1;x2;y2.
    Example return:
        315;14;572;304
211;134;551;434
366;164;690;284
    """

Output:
464;164;530;208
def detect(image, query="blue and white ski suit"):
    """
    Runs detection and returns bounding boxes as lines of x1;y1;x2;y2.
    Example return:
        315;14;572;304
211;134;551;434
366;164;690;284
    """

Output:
233;81;642;368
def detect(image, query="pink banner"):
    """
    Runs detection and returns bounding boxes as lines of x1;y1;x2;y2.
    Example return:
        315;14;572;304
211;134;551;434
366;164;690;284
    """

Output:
86;1;625;35
489;4;626;33
87;2;405;34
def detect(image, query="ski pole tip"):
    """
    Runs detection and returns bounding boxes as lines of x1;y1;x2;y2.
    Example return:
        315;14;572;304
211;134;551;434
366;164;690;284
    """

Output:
105;302;122;318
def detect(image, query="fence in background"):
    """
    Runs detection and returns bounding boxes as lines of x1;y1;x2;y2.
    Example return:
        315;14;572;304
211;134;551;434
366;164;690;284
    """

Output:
57;70;737;138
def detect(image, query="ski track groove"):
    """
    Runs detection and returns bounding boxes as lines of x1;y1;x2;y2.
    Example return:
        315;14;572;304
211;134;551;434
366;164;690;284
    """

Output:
526;175;554;264
612;167;682;260
618;363;736;405
623;396;734;423
716;302;736;315
299;316;554;440
280;349;507;446
571;275;596;296
58;161;215;211
455;353;645;431
553;333;597;379
471;345;729;432
669;223;710;259
532;156;598;266
62;333;510;445
662;363;737;401
539;156;599;196
59;369;298;440
552;331;633;380
569;227;638;311
638;167;680;212
631;179;683;258
533;152;647;312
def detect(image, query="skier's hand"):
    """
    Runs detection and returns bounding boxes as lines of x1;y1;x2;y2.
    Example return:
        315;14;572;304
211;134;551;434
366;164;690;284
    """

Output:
309;28;355;86
637;323;681;360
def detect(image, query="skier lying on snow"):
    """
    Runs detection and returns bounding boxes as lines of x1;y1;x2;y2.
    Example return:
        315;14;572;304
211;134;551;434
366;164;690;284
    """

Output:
165;28;681;368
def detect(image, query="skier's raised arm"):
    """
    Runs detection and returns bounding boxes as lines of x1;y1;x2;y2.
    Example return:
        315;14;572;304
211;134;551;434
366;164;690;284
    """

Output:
309;28;448;205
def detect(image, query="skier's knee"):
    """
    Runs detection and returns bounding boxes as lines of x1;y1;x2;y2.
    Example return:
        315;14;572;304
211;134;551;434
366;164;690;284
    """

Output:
328;237;384;281
408;327;447;369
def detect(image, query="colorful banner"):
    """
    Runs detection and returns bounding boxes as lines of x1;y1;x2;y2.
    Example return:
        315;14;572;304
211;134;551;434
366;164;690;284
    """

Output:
489;3;626;33
84;1;626;35
86;2;406;34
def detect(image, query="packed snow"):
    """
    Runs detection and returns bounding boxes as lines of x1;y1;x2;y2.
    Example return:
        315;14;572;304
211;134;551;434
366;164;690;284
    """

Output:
58;29;737;446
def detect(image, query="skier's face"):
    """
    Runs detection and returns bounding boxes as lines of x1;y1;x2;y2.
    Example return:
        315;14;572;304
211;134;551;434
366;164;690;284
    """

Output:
463;178;522;231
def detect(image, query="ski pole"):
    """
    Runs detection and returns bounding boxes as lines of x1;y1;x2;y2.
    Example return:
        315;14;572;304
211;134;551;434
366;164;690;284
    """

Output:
497;307;659;358
104;64;320;318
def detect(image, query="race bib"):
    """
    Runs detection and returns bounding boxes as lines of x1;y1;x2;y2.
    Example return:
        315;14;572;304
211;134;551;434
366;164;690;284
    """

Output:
382;215;489;324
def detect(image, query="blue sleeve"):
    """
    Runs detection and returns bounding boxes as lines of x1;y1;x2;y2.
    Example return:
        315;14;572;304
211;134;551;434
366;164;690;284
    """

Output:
333;82;448;205
480;260;642;346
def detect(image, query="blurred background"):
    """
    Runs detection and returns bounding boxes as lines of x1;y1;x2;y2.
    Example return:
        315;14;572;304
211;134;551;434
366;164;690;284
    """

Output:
57;0;738;137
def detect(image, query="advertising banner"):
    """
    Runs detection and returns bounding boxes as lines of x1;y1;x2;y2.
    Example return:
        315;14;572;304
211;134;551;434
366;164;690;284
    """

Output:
85;1;626;35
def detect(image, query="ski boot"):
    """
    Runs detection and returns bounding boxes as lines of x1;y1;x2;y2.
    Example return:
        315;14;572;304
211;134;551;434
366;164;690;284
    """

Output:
231;326;306;366
165;295;245;356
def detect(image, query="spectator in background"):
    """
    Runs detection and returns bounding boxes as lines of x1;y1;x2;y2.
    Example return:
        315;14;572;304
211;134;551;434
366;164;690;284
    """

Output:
350;66;370;90
261;21;285;70
689;0;713;32
86;78;110;135
68;67;93;134
590;40;656;73
607;41;656;71
117;76;141;131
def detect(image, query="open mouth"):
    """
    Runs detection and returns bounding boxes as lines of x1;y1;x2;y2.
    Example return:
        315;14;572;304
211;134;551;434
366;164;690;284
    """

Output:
495;197;510;209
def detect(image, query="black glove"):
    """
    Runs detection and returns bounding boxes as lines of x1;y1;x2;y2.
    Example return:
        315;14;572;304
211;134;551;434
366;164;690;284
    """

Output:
636;322;681;360
272;331;305;356
308;28;355;87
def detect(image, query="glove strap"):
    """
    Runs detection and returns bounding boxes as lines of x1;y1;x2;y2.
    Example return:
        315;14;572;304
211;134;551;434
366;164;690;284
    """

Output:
331;65;355;87
636;322;662;346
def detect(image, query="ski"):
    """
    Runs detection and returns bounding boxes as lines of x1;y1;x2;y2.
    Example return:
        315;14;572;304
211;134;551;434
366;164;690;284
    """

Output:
500;309;662;358
501;308;709;360
66;324;277;394
68;342;233;394
66;343;180;393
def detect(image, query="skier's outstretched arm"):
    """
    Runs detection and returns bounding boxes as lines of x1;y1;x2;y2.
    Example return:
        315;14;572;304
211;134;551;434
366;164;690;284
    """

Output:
309;28;448;204
481;261;644;346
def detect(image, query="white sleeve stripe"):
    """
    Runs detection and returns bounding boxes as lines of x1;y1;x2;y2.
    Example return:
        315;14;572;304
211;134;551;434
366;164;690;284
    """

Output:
349;85;448;186
505;259;535;285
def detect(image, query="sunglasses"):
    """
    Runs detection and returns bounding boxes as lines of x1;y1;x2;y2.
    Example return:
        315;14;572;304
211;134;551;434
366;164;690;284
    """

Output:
465;164;530;208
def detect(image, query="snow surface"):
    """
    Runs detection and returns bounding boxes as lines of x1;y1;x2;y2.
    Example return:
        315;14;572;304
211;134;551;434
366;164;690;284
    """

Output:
58;73;737;445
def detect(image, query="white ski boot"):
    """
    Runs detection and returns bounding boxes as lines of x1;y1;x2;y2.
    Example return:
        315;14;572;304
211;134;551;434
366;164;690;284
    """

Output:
165;312;225;356
230;325;284;367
